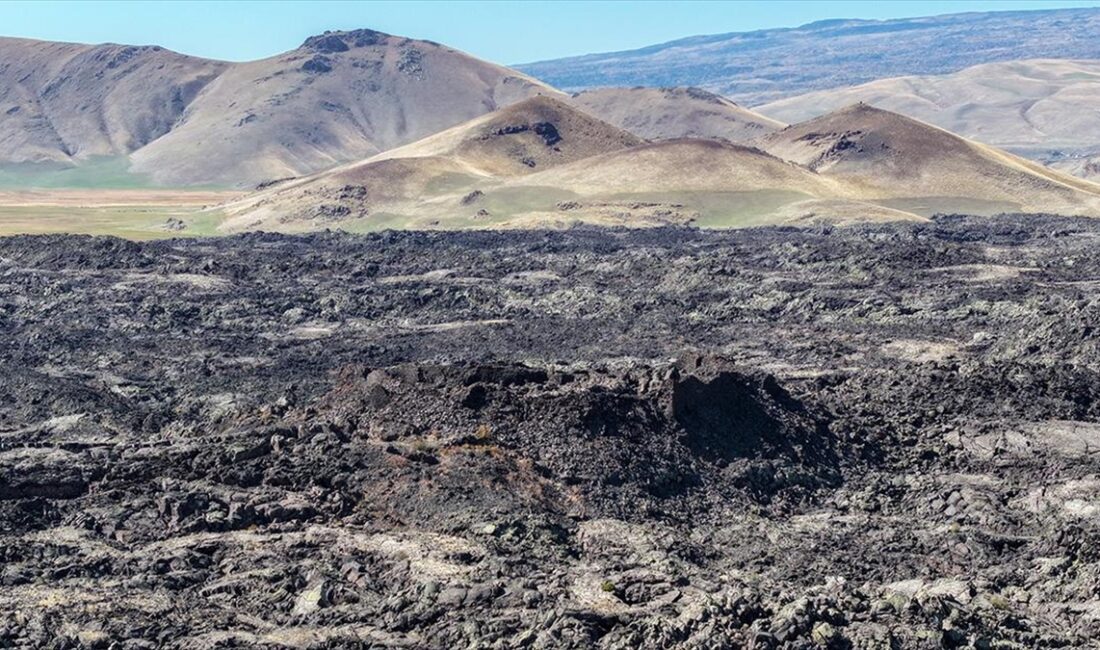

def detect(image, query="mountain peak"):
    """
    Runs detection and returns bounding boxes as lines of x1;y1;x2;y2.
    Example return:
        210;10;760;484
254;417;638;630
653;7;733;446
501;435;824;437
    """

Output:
835;101;887;115
300;29;391;53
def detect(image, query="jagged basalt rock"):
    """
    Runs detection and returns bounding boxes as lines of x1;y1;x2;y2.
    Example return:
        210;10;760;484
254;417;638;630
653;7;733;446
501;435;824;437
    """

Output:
301;55;333;74
397;47;424;76
309;358;835;523
493;121;563;146
302;29;389;53
533;121;563;146
303;33;350;53
1;215;1100;647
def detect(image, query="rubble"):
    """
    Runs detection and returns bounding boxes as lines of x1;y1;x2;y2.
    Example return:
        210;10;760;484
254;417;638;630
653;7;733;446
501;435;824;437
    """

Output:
1;215;1099;647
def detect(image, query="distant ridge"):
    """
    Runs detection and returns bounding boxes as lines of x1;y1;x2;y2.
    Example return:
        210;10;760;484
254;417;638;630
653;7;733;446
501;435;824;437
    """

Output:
569;87;785;143
755;59;1100;181
516;8;1100;104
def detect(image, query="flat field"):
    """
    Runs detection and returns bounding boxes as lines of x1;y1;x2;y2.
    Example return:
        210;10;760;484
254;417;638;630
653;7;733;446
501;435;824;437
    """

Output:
0;189;244;239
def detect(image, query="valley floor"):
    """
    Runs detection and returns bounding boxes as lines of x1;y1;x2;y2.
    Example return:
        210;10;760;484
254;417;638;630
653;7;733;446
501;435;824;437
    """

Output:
1;217;1099;648
0;189;242;239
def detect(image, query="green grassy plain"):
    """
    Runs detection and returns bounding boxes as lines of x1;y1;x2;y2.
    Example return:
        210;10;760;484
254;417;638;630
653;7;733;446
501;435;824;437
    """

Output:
0;158;240;239
0;157;155;191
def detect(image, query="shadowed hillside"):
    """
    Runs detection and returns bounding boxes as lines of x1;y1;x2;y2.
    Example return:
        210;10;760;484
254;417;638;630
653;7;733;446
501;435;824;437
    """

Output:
0;37;226;164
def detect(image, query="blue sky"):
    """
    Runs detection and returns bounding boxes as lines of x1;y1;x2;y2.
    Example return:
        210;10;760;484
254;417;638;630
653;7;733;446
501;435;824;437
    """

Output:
1;1;1098;64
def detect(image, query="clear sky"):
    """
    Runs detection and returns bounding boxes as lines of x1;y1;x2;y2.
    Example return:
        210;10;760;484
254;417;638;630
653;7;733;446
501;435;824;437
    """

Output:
1;0;1098;65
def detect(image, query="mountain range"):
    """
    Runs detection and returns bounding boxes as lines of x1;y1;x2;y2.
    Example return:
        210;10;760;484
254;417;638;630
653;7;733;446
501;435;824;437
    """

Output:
3;7;1100;233
0;37;227;165
516;8;1100;104
0;29;556;187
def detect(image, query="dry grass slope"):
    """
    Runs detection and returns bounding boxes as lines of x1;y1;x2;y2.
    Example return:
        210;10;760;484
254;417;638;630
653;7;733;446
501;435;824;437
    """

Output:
219;96;644;230
500;139;832;194
758;103;1100;215
569;87;785;143
480;138;925;228
756;59;1100;153
222;103;1100;232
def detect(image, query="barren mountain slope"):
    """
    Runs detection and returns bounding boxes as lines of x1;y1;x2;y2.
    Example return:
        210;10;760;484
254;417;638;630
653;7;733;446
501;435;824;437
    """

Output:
0;36;226;164
220;96;643;230
756;59;1100;155
218;103;1100;232
130;30;559;187
758;104;1100;215
222;104;1100;232
569;87;785;142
